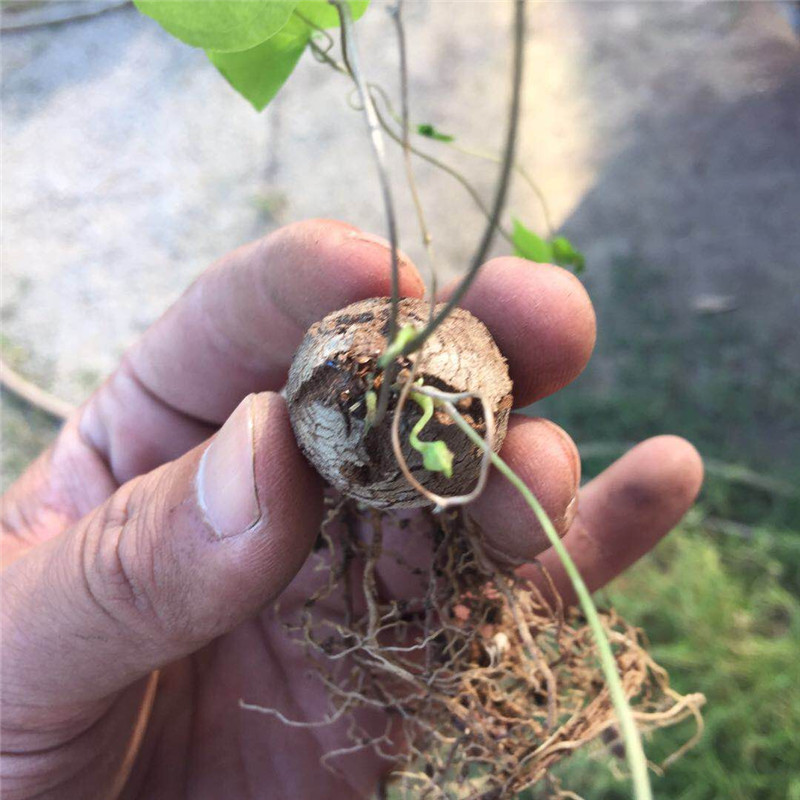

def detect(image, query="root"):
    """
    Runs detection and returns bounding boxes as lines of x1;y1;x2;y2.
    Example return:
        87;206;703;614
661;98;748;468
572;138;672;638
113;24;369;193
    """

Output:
243;503;704;798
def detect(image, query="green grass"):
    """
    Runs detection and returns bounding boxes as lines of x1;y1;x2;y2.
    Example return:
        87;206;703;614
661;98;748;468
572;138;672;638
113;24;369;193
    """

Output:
522;254;800;798
542;514;800;800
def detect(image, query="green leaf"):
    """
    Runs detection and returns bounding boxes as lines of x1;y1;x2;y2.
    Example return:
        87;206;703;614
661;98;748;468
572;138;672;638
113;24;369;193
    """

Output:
136;1;370;112
134;1;298;53
511;220;587;275
417;123;455;143
409;391;454;479
418;439;454;478
207;21;309;110
295;0;369;29
511;217;553;263
551;236;586;275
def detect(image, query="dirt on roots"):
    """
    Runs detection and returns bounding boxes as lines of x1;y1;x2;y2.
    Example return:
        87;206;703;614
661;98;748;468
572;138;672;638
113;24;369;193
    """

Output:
245;499;705;799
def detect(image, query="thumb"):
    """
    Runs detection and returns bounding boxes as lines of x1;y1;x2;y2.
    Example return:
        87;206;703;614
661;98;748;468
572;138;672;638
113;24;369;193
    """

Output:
1;393;323;712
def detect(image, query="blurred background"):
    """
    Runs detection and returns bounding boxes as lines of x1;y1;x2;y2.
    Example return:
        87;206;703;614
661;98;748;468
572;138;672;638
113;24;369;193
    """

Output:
1;1;799;797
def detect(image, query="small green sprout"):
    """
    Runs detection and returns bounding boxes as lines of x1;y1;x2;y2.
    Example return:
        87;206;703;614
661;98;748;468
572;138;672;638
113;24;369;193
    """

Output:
377;324;417;368
417;123;455;142
363;388;377;433
511;217;586;275
408;391;454;478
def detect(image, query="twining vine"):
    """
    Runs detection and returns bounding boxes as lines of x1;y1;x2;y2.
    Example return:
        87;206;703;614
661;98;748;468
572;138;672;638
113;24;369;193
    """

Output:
2;2;708;798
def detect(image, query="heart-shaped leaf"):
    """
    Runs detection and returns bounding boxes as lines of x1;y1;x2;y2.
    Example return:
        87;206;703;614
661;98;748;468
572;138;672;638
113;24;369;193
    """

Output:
135;1;298;53
208;18;309;110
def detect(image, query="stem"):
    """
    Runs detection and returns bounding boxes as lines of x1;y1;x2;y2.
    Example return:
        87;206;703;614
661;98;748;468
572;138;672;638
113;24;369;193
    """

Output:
330;0;400;343
330;0;401;426
444;404;654;800
399;0;526;359
391;0;439;313
305;41;516;251
0;358;74;421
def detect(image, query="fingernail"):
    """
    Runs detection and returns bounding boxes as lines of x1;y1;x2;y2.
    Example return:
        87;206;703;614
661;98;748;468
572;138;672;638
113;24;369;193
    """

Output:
347;230;392;249
347;230;410;265
196;395;261;539
563;494;579;531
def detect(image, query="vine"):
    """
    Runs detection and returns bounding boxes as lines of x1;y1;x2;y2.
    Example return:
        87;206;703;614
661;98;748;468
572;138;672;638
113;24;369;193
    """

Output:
117;2;703;797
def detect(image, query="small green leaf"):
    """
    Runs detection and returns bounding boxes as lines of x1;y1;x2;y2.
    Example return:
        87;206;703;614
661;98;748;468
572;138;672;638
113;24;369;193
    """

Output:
417;123;455;143
418;439;454;478
511;217;553;263
409;391;454;479
296;0;369;28
207;22;309;110
134;1;298;53
511;220;587;275
551;236;586;275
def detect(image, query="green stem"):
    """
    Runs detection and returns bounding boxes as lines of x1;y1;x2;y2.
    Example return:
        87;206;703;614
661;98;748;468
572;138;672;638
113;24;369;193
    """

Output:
446;405;654;800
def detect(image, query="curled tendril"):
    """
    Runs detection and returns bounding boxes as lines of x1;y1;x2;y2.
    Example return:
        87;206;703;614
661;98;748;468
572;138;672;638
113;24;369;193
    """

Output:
390;370;496;512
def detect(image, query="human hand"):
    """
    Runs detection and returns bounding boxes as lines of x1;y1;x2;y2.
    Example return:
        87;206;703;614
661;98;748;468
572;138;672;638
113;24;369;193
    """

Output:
0;220;702;799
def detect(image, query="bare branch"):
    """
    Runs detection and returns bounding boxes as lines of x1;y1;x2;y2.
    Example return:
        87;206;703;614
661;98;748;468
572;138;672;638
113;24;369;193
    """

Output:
400;0;527;358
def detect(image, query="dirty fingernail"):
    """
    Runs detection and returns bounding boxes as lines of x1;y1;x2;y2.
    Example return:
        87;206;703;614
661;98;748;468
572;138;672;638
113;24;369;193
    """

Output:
347;230;392;249
197;395;261;539
347;230;411;264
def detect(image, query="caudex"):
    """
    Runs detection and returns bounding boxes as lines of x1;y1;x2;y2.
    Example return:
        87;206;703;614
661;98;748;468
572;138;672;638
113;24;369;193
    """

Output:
134;1;705;797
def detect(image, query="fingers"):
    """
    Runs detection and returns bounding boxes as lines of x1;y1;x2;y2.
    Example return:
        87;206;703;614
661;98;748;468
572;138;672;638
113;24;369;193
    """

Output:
1;393;323;723
375;416;581;601
130;220;424;422
437;258;596;407
469;416;581;564
81;220;425;481
525;436;704;604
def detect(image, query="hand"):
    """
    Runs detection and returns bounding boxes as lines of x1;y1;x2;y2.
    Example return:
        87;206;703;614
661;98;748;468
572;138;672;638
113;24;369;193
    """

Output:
0;220;702;799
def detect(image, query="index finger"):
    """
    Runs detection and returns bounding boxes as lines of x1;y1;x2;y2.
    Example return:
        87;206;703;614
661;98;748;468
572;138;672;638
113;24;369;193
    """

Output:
438;257;597;407
130;219;425;423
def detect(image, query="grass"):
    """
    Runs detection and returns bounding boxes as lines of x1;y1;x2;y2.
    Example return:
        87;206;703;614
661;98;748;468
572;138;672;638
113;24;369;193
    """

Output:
544;512;800;800
525;253;800;799
537;257;800;492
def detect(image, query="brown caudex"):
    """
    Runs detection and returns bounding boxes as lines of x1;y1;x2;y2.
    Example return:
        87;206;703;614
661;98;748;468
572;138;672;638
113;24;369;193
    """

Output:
286;297;513;507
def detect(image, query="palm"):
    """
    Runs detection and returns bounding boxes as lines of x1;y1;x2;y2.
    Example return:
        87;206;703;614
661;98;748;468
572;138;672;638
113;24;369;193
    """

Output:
2;222;702;800
123;503;438;798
